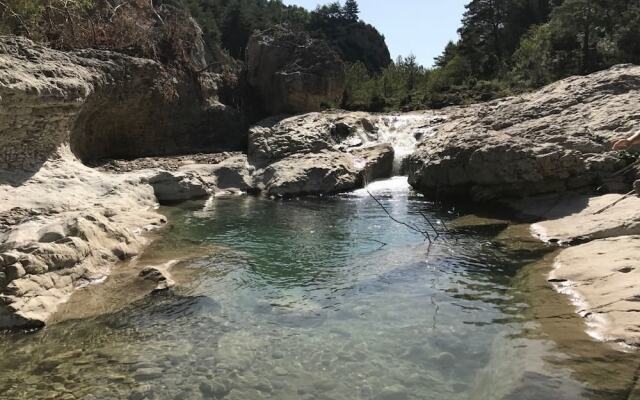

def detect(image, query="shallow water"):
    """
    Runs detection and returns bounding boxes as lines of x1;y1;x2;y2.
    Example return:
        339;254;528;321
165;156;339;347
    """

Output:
1;178;639;400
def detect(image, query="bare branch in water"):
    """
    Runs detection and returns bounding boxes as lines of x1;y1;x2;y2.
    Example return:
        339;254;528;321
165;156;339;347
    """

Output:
362;237;388;250
366;189;432;242
419;211;440;241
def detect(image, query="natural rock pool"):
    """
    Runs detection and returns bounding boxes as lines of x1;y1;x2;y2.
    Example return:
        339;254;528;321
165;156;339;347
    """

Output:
1;178;639;400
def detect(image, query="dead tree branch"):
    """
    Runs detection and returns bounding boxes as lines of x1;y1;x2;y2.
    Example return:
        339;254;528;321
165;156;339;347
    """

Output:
367;189;432;242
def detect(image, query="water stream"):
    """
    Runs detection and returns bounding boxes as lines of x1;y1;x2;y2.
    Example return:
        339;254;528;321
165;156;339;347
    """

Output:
0;177;638;400
1;120;638;399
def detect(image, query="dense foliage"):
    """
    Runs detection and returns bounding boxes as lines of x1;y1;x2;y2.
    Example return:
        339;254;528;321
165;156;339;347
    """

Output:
181;0;389;72
2;0;640;111
342;0;640;111
0;0;204;66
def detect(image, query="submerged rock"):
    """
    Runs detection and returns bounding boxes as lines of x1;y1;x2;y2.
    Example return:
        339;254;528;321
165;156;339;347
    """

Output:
139;264;175;292
407;65;640;201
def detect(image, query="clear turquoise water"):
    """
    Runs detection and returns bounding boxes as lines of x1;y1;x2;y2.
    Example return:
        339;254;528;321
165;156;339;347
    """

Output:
0;179;638;400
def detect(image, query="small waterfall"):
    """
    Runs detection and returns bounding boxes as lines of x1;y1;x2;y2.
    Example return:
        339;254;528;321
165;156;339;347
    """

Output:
348;114;441;196
355;114;440;176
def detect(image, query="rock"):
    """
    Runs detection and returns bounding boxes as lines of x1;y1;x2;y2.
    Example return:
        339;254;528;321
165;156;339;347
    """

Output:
0;252;18;266
549;235;640;346
225;388;263;400
199;380;229;398
248;111;380;166
350;143;395;182
249;114;337;166
257;151;361;196
375;385;409;400
133;367;164;382
318;21;392;74
19;255;49;275
407;65;640;201
37;224;67;243
247;26;346;115
179;154;254;194
0;211;154;329
0;36;245;170
5;263;26;281
139;263;176;292
147;171;209;204
531;193;640;244
129;384;157;400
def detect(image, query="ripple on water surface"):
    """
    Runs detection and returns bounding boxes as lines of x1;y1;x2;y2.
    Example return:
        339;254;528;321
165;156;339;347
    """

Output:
0;178;638;400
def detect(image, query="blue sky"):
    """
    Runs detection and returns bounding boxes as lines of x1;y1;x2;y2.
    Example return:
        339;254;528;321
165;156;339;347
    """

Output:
281;0;469;67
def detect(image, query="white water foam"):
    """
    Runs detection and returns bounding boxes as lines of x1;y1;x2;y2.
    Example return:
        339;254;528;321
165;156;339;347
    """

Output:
375;114;441;175
351;176;411;197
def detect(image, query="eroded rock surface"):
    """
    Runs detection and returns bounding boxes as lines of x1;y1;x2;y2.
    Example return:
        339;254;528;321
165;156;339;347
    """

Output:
550;236;640;346
0;149;167;328
248;112;431;196
407;65;640;201
257;151;360;196
521;192;640;346
531;194;640;244
0;35;245;169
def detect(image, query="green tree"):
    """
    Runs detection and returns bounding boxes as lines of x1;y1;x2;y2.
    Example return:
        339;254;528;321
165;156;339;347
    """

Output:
343;0;359;21
434;41;458;69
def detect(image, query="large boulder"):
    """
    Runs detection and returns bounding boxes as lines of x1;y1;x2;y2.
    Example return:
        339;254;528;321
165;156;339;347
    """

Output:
179;154;255;194
248;112;380;166
0;35;246;170
256;151;360;197
247;111;439;196
147;171;209;204
350;143;395;182
246;26;346;115
406;65;640;201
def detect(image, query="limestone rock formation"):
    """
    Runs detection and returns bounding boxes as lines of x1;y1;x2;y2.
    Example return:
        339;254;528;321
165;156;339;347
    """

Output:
249;112;409;195
147;171;209;204
247;111;441;196
407;65;640;201
257;151;360;196
0;208;161;328
350;144;395;182
550;235;640;346
0;35;245;169
179;154;255;195
246;26;346;115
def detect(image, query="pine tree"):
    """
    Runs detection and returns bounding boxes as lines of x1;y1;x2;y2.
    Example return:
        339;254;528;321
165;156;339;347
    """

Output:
343;0;359;21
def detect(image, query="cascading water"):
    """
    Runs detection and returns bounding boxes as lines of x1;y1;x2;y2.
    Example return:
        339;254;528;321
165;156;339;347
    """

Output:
375;114;438;175
349;113;441;192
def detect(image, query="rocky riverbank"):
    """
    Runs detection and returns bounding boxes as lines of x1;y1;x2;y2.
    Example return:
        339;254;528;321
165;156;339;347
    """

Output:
2;32;640;349
0;34;432;327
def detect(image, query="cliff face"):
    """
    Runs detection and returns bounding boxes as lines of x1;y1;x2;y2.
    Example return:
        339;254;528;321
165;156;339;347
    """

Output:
0;35;246;169
246;26;346;116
